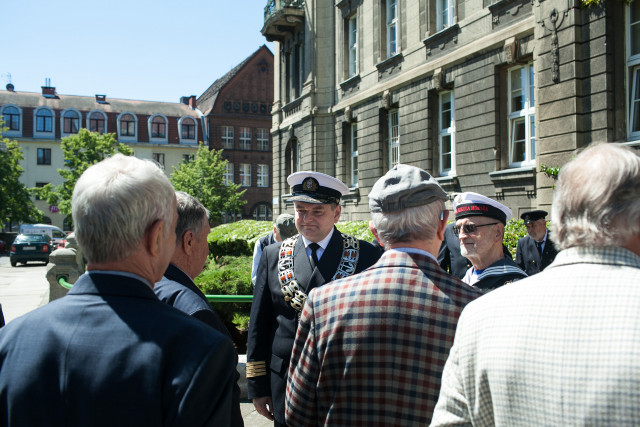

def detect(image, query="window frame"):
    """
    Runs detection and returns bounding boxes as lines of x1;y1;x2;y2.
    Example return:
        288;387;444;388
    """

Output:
257;164;269;187
179;116;197;143
386;0;398;58
152;152;165;168
239;163;251;187
438;91;456;176
507;62;536;167
87;110;107;134
252;204;272;221
257;128;269;151
117;112;138;142
1;104;22;136
350;122;359;187
437;0;454;31
61;109;81;136
628;2;640;140
388;109;400;169
348;14;358;78
149;114;168;143
37;148;52;165
222;126;234;149
34;107;55;138
239;127;252;150
224;163;234;186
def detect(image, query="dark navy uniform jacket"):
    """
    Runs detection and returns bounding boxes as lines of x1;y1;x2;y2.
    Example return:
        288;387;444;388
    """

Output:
247;227;380;424
0;272;235;426
515;234;559;276
155;263;244;427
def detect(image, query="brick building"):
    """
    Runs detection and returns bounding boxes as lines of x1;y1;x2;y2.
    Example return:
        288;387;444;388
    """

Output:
198;45;275;222
262;0;639;221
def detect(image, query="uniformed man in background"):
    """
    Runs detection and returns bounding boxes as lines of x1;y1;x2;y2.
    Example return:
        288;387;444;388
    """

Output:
516;209;558;275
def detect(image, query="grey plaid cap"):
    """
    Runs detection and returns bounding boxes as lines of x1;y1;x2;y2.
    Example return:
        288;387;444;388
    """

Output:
369;164;448;213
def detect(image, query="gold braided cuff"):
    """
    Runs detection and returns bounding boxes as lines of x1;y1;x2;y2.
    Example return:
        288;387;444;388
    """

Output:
246;361;267;378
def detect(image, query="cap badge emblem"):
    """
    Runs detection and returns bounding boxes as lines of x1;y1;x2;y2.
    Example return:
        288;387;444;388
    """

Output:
302;177;319;192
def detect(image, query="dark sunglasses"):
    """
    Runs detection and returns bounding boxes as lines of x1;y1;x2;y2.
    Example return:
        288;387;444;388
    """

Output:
453;222;499;236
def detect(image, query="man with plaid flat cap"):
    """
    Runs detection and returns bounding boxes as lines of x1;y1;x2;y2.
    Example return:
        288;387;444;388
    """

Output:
247;171;380;426
285;165;482;426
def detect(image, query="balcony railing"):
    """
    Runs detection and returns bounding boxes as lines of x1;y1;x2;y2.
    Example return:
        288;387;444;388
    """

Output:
262;0;305;42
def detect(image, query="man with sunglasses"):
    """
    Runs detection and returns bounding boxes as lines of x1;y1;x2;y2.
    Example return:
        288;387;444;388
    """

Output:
453;192;526;291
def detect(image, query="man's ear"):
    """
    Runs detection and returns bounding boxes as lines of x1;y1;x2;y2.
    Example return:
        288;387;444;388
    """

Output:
146;219;165;257
436;210;449;241
182;230;195;256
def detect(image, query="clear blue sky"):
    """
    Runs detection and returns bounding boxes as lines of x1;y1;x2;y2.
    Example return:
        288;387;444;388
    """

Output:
2;0;274;103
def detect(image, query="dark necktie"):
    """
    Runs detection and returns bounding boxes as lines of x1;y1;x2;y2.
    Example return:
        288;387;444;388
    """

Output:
309;243;320;269
536;241;543;256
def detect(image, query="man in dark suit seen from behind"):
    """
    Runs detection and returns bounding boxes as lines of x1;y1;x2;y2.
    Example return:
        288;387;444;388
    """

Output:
516;209;558;276
154;191;243;426
251;213;297;286
0;154;236;426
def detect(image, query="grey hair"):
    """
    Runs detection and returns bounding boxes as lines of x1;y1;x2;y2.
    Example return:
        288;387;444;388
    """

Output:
372;199;445;247
175;191;210;242
72;154;175;264
551;143;640;250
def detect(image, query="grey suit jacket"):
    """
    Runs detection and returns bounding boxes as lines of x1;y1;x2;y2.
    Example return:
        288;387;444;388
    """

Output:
431;246;640;426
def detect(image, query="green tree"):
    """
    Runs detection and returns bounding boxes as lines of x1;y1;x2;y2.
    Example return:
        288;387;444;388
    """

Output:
34;129;133;216
0;121;44;224
170;144;246;221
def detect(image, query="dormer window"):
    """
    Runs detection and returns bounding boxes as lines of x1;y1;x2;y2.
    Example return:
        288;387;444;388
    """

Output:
117;112;138;142
179;116;197;144
149;114;168;143
88;111;107;134
62;109;81;135
1;105;22;137
34;107;55;138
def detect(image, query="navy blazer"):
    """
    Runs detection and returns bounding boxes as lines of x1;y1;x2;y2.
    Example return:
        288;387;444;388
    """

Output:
155;263;244;427
516;235;559;276
0;272;236;427
247;227;381;424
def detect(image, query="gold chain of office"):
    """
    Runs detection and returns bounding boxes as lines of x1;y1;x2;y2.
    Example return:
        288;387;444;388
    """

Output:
278;233;360;315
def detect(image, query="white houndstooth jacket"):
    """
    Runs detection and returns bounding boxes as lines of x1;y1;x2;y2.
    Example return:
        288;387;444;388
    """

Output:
430;246;640;426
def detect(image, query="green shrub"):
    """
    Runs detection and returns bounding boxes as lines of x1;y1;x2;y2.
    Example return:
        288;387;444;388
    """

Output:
336;221;375;242
504;219;527;257
207;220;273;257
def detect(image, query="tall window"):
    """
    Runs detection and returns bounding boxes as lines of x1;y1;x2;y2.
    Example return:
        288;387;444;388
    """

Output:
89;111;106;134
437;0;454;31
222;126;234;149
240;163;251;186
37;148;51;165
257;164;269;187
181;118;196;140
152;153;165;168
257;128;269;151
224;163;234;186
350;123;359;187
120;113;136;137
253;204;272;221
439;91;455;175
508;63;535;166
628;1;640;139
36;109;53;133
151;116;166;138
286;139;300;177
240;127;252;150
386;0;398;58
63;110;80;134
348;15;358;77
388;109;400;169
2;106;20;131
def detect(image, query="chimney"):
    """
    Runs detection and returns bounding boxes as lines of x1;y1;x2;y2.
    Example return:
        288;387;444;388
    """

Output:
189;95;197;109
42;86;57;98
6;83;14;92
95;94;107;104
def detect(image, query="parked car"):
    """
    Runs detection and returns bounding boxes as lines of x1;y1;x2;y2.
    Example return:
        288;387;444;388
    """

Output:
10;234;52;267
19;224;67;249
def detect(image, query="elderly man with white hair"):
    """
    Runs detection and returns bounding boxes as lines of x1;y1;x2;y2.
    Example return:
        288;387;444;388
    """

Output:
0;154;236;426
431;143;640;426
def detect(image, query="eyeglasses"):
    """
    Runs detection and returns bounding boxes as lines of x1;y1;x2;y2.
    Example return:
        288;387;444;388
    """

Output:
453;222;499;236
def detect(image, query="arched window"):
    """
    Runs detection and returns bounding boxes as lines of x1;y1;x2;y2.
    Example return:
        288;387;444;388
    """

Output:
88;111;107;134
1;105;21;132
117;112;137;142
62;109;81;135
151;116;166;138
34;107;55;137
179;116;197;143
252;204;273;221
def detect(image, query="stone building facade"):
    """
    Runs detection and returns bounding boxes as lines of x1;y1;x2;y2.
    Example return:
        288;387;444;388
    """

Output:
262;0;637;220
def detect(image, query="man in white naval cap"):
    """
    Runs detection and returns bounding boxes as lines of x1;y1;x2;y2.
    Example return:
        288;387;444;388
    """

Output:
453;192;526;291
246;171;381;426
